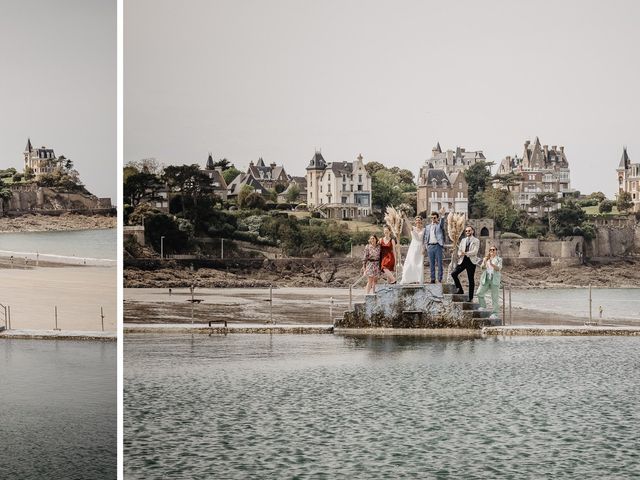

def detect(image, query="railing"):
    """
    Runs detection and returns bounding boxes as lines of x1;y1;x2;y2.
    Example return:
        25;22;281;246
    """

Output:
349;274;367;310
0;303;11;330
500;285;512;326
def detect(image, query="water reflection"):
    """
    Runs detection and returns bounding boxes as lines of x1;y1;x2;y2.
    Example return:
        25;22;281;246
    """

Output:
125;334;640;479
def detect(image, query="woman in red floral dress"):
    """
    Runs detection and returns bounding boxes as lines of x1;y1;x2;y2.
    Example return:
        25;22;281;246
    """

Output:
379;225;396;284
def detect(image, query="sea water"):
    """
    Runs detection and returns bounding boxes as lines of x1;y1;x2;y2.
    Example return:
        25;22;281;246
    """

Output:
124;334;640;479
1;339;116;479
0;228;116;260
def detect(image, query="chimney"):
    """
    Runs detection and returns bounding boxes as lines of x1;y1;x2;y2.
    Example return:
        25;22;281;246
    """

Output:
270;162;276;169
524;140;530;147
552;145;557;151
560;146;564;153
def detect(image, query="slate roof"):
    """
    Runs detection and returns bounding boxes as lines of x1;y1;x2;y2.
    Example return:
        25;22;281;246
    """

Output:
306;151;327;170
425;169;449;185
619;147;631;170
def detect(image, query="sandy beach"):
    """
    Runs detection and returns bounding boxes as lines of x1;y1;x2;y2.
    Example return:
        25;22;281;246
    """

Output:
124;286;627;327
2;266;116;332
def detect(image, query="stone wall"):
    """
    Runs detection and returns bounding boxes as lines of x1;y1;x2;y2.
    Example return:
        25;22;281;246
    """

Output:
1;185;110;214
586;225;638;257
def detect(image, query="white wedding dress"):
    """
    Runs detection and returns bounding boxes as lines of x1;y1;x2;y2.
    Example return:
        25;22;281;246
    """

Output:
400;227;424;284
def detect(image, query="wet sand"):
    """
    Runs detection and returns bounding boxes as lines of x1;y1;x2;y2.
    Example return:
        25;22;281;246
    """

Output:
2;266;116;332
124;287;620;327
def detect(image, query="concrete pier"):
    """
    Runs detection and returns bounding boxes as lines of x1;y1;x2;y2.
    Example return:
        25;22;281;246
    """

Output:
336;284;499;329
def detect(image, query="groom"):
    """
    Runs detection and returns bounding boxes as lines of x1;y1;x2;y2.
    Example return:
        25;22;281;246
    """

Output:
422;208;446;283
452;225;480;302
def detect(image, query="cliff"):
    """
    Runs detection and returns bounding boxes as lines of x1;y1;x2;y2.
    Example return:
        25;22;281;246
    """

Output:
1;184;112;215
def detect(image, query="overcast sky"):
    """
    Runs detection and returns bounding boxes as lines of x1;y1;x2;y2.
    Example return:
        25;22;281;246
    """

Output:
0;0;115;200
125;0;640;198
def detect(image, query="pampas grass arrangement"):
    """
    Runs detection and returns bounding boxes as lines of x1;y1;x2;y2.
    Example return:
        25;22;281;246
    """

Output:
384;206;406;275
446;212;466;280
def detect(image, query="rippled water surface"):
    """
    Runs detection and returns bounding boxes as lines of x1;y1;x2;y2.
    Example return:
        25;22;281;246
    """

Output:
125;334;640;479
1;340;116;479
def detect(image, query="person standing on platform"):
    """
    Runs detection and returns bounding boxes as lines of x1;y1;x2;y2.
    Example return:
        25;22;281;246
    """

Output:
379;225;397;284
477;245;502;320
422;208;446;283
452;225;480;301
362;235;381;294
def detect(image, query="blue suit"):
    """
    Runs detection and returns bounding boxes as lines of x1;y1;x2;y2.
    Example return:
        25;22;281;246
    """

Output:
423;216;446;282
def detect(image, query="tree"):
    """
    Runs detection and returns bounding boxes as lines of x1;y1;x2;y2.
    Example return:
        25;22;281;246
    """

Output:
598;200;614;213
237;184;255;209
389;167;416;191
493;172;523;192
126;158;162;175
529;192;558;229
550;201;587;237
285;184;300;203
0;179;12;214
24;166;35;181
589;191;606;203
212;158;231;170
222;167;242;185
162;164;214;215
476;187;519;231
364;161;386;176
371;169;404;210
464;160;494;217
124;171;162;206
617;191;633;213
244;192;266;210
145;213;189;254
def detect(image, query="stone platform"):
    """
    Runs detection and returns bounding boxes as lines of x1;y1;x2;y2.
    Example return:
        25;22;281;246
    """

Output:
336;284;500;329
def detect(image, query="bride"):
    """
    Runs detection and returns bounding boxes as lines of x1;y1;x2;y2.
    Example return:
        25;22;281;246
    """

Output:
400;216;425;284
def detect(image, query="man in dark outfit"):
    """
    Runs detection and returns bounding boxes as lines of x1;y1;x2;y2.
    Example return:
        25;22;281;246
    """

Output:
451;225;480;302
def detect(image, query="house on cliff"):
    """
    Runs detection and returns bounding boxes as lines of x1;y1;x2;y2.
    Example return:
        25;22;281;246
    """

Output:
416;143;481;216
616;146;640;212
23;138;69;178
227;157;290;202
305;151;372;219
497;137;575;215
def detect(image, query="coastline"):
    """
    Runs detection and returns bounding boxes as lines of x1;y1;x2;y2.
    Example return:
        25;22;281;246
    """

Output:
124;286;640;327
0;213;116;232
1;266;117;332
124;257;640;290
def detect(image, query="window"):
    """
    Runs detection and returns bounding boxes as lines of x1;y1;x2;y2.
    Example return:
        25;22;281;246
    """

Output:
320;186;322;193
327;184;331;192
328;173;331;181
358;174;362;183
350;185;353;192
357;185;362;191
342;196;347;204
342;184;346;191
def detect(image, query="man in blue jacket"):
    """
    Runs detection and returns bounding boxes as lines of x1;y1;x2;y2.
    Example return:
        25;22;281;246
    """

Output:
422;208;446;283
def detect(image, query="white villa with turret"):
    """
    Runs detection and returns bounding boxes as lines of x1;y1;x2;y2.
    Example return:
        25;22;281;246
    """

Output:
306;151;372;219
23;138;68;178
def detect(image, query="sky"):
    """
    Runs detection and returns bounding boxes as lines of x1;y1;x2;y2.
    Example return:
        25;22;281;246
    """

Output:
0;0;116;200
125;0;640;198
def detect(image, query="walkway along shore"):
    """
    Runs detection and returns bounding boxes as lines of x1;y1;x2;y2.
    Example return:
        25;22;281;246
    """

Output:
123;322;640;337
